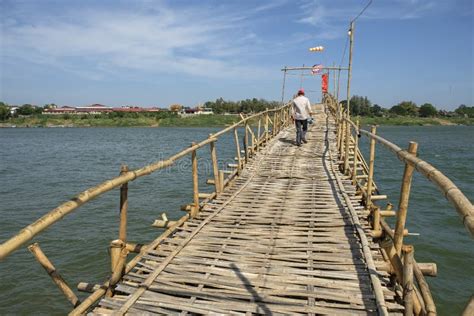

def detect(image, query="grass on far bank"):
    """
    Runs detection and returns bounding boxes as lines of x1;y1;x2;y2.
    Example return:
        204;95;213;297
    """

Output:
1;114;473;128
0;114;242;128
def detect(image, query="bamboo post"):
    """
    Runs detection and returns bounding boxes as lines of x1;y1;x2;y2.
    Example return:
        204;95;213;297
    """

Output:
209;135;220;194
233;128;242;174
403;245;414;316
273;112;277;136
119;165;128;244
265;108;269;143
394;142;418;255
366;125;377;207
244;122;249;163
218;170;225;192
343;113;351;174
257;117;261;151
28;243;80;307
191;143;199;218
351;119;360;184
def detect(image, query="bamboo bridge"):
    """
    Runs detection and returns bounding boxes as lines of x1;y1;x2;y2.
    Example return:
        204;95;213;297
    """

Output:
0;95;473;315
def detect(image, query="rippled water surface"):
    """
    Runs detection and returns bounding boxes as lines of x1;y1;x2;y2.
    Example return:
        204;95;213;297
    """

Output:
1;126;472;315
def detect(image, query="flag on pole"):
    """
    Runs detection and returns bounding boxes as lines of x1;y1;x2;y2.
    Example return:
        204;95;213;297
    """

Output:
311;64;323;75
322;73;328;93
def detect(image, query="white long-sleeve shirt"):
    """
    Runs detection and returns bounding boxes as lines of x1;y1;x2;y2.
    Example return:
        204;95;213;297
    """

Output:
292;95;312;120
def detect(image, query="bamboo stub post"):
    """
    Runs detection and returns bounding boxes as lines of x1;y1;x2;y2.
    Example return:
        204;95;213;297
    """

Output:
218;170;225;192
119;165;129;243
209;135;220;194
28;243;80;307
366;125;377;207
106;240;128;297
394;141;418;255
191;143;199;218
257;118;261;151
403;245;415;316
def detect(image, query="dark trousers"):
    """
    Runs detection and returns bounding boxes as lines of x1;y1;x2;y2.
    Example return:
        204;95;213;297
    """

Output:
295;119;308;145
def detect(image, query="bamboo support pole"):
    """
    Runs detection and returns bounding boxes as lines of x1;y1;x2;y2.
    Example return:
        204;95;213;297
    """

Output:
351;120;360;184
394;142;418;255
28;243;80;307
265;109;269;143
118;165;128;243
244;122;249;163
233;128;242;174
106;240;128;297
257;118;261;151
191;144;199;218
366;126;377;207
403;245;415;316
109;239;123;273
413;259;437;315
381;240;424;315
209;136;220;194
343;112;351;174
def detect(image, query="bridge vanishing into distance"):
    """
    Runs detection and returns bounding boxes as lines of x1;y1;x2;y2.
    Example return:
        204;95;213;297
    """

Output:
0;95;473;315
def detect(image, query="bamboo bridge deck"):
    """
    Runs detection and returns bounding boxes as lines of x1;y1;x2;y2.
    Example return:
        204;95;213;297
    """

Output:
92;105;404;315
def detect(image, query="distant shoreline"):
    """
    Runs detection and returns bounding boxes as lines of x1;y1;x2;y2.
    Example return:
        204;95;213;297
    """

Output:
1;115;473;128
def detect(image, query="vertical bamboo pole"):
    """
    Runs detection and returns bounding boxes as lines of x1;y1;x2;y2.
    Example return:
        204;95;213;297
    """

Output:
119;165;128;244
351;120;360;184
233;128;242;174
366;125;377;207
28;243;80;307
373;206;381;235
244;122;249;164
209;135;220;194
109;240;123;273
338;114;344;159
394;142;418;255
265;109;269;143
257;118;261;152
273;112;277;136
403;246;415;316
191;143;199;218
343;112;351;174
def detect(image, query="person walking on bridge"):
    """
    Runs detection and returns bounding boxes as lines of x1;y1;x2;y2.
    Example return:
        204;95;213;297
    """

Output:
291;89;313;146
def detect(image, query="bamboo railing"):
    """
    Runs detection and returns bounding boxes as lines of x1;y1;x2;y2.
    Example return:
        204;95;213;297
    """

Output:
324;93;474;316
0;103;293;314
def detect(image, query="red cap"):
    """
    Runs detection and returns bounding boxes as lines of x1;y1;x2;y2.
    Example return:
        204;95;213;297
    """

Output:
297;89;305;95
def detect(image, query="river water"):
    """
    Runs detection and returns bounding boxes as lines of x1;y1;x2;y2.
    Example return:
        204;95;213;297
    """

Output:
0;126;472;315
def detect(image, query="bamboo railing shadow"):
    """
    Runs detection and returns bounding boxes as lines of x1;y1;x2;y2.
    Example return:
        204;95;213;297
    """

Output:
323;92;474;316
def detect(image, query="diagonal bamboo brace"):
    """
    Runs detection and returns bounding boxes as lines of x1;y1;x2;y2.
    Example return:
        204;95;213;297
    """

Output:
28;243;80;307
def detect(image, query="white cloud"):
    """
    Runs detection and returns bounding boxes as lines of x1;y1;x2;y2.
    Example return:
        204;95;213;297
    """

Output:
297;0;439;38
1;2;274;80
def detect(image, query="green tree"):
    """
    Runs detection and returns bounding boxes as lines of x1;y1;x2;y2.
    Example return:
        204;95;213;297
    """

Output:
389;101;418;116
0;103;10;120
419;103;438;117
455;104;474;118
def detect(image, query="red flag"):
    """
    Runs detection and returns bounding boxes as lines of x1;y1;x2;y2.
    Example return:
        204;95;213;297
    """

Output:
322;73;328;93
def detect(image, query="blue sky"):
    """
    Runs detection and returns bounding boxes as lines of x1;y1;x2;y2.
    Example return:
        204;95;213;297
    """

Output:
1;0;472;109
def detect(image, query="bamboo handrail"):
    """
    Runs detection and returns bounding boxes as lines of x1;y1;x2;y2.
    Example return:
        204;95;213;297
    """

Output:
357;129;474;237
0;103;292;261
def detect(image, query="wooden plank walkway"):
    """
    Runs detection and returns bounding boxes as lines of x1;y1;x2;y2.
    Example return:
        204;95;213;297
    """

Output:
92;105;404;315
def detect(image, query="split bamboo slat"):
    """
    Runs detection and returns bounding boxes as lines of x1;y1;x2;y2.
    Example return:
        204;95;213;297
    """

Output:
90;104;403;315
